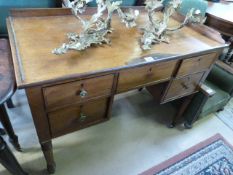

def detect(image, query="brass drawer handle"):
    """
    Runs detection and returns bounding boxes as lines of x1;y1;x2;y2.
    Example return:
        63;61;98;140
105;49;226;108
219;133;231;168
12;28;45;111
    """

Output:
79;113;87;122
80;89;88;98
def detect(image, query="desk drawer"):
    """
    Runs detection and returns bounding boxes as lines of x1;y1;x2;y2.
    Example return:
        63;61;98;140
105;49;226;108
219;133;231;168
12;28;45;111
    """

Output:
117;60;177;93
43;74;114;110
48;98;109;137
163;72;204;102
177;53;217;77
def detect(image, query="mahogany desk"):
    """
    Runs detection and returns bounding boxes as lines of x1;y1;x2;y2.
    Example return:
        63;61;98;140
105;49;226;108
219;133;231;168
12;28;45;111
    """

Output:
206;1;233;62
7;8;227;173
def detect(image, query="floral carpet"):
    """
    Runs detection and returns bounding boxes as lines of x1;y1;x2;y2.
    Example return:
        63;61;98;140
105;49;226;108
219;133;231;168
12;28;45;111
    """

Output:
140;134;233;175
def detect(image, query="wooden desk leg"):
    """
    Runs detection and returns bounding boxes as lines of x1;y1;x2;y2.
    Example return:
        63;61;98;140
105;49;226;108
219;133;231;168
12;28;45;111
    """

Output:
168;95;194;128
26;87;56;174
0;128;6;135
0;104;21;151
41;141;56;174
0;136;28;175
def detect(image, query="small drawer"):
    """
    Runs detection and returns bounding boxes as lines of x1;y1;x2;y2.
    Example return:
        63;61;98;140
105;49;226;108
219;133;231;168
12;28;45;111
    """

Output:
162;72;204;102
48;98;109;138
43;74;114;110
177;53;217;77
117;60;177;93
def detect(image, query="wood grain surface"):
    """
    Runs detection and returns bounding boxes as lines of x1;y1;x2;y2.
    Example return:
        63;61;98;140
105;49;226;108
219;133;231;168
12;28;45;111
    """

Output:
48;98;109;138
43;74;114;111
7;8;226;88
117;60;177;93
163;72;205;102
176;52;217;77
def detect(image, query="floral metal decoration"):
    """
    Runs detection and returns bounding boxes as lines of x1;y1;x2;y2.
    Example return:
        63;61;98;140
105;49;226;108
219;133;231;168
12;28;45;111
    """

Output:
53;0;139;55
140;0;206;50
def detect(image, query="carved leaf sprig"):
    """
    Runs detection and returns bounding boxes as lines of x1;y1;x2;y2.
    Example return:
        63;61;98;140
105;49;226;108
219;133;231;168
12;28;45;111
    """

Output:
140;0;206;50
53;0;139;55
117;8;140;28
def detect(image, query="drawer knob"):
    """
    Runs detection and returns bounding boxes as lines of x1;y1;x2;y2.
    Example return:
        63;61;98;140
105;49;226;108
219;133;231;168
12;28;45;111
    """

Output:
79;113;87;122
80;89;88;98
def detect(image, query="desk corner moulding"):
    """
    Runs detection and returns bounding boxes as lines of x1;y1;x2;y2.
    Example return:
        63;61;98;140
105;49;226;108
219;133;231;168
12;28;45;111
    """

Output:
6;0;228;174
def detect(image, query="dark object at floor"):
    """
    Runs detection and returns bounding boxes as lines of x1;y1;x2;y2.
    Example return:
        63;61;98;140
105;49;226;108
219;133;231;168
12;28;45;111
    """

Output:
0;39;21;151
183;63;233;128
0;129;6;136
0;136;28;175
6;99;15;109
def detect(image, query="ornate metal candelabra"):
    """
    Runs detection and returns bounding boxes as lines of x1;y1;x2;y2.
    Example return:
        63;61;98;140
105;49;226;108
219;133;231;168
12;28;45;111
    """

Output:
140;0;206;50
53;0;139;54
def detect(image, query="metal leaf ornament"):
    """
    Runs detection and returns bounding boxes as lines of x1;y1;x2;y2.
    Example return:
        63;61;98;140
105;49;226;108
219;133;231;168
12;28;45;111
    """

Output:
53;0;139;55
140;0;206;50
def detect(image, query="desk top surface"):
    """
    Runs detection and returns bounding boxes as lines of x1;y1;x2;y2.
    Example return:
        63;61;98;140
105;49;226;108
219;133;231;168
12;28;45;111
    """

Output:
7;8;227;88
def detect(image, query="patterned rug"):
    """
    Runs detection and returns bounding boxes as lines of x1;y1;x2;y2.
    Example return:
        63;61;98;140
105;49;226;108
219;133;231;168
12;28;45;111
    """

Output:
140;134;233;175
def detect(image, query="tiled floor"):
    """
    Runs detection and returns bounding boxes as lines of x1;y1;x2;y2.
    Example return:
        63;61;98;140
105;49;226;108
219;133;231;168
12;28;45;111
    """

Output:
0;89;233;175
